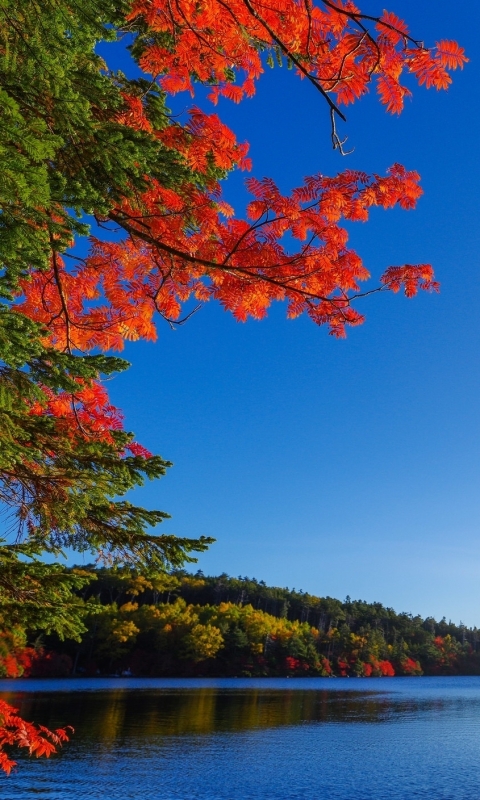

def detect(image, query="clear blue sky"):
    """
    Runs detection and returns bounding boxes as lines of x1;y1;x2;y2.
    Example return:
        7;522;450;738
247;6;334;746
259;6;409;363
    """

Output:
103;2;480;624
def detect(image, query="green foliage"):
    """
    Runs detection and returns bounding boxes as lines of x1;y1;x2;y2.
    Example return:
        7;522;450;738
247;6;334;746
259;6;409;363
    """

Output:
0;0;215;641
0;336;212;564
30;568;478;677
0;544;90;640
0;0;187;285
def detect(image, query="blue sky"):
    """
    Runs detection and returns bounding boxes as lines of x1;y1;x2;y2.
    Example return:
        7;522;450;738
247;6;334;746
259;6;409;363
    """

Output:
102;2;479;624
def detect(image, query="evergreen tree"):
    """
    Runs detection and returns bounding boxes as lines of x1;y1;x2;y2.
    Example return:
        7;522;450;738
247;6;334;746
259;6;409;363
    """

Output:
0;0;214;620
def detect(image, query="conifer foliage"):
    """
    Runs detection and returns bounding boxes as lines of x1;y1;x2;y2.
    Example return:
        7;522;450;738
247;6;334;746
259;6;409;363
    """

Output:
0;0;465;771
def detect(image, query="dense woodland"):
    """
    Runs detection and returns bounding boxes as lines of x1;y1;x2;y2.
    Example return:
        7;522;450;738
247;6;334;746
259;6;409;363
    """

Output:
1;569;479;680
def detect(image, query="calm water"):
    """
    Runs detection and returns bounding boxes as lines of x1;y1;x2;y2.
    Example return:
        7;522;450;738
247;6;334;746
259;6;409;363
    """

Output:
1;676;480;799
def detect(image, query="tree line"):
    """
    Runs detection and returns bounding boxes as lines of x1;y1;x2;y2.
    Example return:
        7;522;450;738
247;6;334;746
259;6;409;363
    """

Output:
1;569;478;679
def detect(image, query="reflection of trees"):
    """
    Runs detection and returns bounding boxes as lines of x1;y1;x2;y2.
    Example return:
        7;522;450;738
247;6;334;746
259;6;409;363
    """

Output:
1;689;452;744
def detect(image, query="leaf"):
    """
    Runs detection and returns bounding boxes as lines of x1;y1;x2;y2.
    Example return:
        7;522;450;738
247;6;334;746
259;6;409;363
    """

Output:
377;74;411;114
435;40;468;70
377;10;409;45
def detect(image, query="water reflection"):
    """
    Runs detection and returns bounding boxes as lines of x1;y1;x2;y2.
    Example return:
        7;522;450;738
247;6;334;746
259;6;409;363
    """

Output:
3;680;480;800
0;686;453;742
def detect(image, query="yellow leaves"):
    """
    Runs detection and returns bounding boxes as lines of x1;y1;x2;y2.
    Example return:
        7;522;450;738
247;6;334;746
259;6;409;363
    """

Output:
125;576;153;598
113;598;225;662
120;601;140;612
181;576;206;591
118;322;141;342
183;623;223;661
110;619;140;644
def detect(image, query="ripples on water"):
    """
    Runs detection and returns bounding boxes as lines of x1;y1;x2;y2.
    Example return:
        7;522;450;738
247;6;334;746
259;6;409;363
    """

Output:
1;677;480;799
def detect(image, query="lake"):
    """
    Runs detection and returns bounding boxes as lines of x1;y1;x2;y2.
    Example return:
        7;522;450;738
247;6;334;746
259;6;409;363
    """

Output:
1;676;480;799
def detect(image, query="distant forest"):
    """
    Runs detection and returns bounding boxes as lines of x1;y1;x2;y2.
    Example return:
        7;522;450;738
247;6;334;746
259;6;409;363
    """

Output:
2;569;479;679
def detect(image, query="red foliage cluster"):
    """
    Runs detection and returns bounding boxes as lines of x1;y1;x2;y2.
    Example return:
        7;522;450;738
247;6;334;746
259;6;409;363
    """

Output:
0;635;73;774
127;0;466;112
378;660;395;677
429;635;461;674
0;635;73;681
27;652;73;679
337;656;395;677
0;650;35;680
12;1;465;443
284;656;312;673
398;657;423;676
0;701;71;776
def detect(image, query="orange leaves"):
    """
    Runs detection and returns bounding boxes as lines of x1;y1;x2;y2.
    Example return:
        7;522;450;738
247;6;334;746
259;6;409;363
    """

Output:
29;380;125;444
405;41;467;92
85;3;463;337
78;164;426;337
128;0;464;123
9;1;463;453
377;74;411;114
0;700;71;775
210;84;244;104
158;108;251;176
132;0;264;101
406;49;450;90
435;40;468;71
381;264;439;297
377;10;409;46
117;93;152;132
17;157;432;344
187;108;251;172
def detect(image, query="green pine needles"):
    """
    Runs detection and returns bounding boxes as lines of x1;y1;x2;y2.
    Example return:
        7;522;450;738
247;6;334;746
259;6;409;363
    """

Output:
0;0;213;640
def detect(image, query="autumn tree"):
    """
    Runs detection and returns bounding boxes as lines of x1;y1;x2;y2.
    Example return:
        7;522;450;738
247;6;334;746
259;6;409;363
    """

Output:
0;0;465;771
40;567;480;679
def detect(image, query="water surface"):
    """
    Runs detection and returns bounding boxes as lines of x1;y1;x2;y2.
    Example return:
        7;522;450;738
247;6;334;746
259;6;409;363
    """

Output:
1;677;480;799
